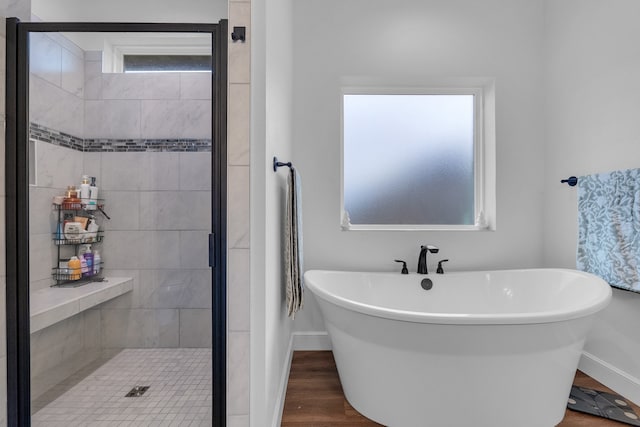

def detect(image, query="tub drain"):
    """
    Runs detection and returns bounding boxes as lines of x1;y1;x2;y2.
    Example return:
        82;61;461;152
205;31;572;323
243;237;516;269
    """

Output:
125;386;149;397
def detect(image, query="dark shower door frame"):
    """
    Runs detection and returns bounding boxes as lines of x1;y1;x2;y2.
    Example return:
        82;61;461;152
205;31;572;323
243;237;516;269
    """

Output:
4;18;228;427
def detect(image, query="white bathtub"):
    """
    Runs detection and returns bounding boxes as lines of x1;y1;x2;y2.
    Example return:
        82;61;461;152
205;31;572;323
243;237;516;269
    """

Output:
304;269;612;427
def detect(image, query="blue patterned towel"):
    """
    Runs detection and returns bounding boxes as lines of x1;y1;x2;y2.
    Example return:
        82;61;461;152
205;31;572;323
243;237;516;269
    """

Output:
577;168;640;292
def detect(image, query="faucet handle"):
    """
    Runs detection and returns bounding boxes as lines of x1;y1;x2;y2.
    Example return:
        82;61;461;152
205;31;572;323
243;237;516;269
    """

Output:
436;259;449;274
394;259;409;275
421;245;440;253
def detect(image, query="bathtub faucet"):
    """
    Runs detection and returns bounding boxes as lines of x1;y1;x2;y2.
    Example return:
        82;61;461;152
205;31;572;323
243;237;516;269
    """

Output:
417;245;439;274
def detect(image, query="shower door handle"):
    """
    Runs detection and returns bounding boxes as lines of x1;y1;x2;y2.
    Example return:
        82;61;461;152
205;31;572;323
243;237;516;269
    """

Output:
209;233;215;268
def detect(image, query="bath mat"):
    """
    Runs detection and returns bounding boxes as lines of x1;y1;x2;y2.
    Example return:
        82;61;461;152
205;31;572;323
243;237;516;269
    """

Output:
568;386;640;426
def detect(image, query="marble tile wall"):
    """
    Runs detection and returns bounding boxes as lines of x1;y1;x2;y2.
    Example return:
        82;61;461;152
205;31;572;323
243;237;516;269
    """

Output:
27;142;102;404
97;151;213;349
29;142;83;292
29;32;85;138
30;310;101;401
84;52;212;140
228;0;252;425
28;30;86;292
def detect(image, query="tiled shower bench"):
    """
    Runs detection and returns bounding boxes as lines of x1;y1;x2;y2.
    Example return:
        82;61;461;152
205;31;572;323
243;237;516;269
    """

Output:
30;277;133;333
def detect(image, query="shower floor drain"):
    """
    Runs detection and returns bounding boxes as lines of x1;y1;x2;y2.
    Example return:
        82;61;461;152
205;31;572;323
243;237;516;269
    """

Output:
125;386;150;397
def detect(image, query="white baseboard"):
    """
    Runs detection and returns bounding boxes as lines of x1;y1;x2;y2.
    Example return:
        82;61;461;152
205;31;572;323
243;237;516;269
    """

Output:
271;335;295;427
292;331;332;350
271;331;332;427
579;351;640;405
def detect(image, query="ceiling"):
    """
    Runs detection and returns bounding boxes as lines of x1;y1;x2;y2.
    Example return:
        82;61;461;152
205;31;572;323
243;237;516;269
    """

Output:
30;0;227;52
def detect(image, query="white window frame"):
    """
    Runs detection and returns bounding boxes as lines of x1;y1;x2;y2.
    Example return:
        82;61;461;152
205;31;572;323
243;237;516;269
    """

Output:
340;81;496;231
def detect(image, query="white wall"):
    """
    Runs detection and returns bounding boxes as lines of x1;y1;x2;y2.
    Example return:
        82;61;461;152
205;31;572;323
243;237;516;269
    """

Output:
31;0;225;24
263;0;294;423
291;0;547;333
251;0;295;424
543;0;640;403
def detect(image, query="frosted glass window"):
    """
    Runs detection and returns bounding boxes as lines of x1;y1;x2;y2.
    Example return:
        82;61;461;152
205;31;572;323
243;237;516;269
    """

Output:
123;55;212;72
342;93;477;228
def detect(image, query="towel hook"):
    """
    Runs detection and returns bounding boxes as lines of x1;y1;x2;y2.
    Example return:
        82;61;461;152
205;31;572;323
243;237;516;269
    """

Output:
231;27;246;42
273;156;292;172
561;176;578;186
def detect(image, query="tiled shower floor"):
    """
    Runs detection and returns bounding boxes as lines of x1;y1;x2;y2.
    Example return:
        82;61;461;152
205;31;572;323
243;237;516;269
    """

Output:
32;348;213;426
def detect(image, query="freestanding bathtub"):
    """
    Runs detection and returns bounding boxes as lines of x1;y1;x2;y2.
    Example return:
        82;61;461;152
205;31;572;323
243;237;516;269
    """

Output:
304;269;612;427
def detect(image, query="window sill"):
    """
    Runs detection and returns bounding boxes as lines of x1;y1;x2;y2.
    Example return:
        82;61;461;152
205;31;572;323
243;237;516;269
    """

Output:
341;224;494;232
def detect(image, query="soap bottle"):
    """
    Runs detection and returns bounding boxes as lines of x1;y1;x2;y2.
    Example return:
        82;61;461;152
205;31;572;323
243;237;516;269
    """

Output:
87;177;98;211
84;247;94;278
79;254;89;277
93;250;101;275
69;256;81;280
80;175;91;207
86;217;99;242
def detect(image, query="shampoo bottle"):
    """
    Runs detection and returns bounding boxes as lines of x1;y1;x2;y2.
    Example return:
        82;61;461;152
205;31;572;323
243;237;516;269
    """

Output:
88;177;98;210
80;175;91;206
93;250;101;275
86;217;99;242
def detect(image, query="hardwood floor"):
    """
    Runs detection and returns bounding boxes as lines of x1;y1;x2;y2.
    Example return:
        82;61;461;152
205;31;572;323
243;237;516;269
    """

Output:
282;351;383;426
282;351;640;426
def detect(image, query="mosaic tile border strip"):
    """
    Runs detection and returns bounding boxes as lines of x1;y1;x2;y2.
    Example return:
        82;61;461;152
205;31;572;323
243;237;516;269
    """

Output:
30;122;212;153
83;137;212;152
30;122;84;151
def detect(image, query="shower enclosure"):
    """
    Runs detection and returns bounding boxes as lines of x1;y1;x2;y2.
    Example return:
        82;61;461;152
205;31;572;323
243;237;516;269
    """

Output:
5;19;227;426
